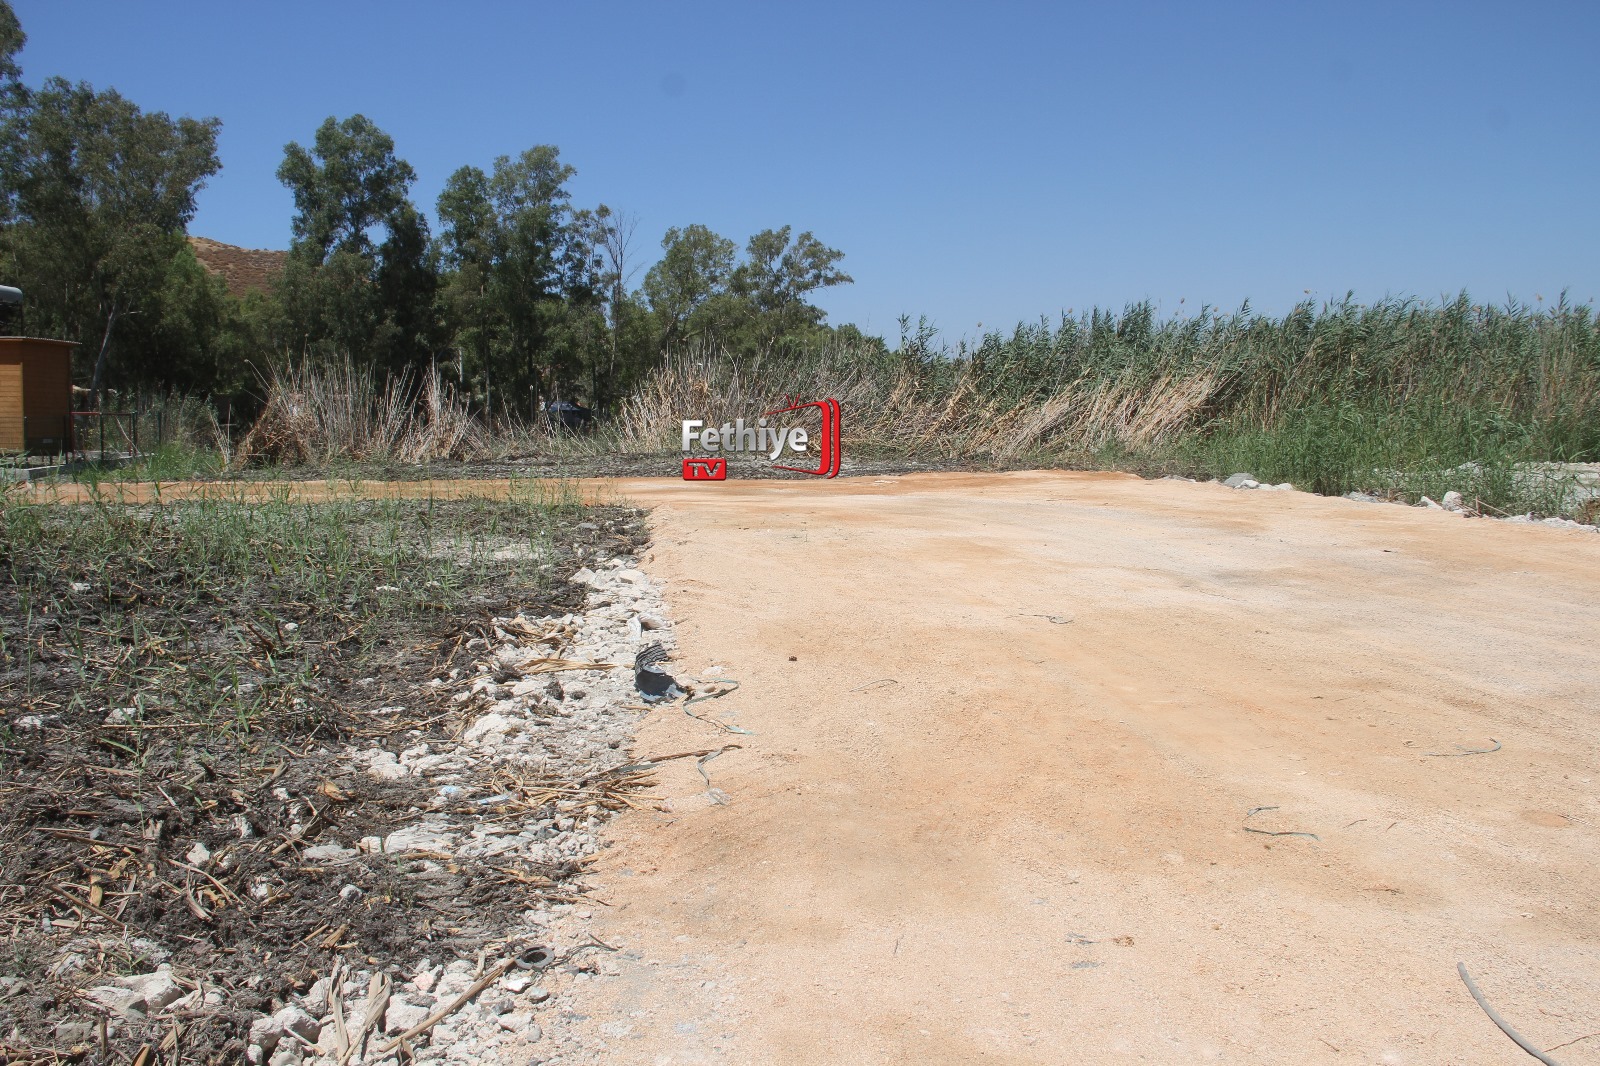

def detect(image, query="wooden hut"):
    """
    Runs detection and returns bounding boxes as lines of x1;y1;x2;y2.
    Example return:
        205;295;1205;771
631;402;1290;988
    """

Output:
0;337;77;454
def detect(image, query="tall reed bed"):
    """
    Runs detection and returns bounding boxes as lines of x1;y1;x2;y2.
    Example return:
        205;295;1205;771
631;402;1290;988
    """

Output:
224;296;1599;515
619;295;1600;510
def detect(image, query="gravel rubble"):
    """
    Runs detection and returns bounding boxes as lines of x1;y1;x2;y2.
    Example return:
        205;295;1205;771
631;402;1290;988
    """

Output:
186;557;676;1066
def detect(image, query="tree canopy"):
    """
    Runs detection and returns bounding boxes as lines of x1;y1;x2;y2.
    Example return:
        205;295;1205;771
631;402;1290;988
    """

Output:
0;0;869;418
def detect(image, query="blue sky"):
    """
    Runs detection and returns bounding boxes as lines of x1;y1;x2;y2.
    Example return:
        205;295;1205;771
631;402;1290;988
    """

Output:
11;1;1599;342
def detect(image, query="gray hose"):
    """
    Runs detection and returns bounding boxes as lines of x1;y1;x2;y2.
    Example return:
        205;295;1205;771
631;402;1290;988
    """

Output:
1457;963;1562;1065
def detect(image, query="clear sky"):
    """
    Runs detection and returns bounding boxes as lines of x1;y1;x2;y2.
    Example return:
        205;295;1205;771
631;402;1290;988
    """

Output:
10;1;1598;343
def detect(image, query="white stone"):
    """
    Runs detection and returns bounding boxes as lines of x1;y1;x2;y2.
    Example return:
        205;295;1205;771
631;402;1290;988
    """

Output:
384;995;430;1034
302;976;334;1016
85;985;147;1018
186;841;212;866
464;713;515;743
113;967;185;1012
273;1005;321;1043
383;823;456;854
1442;490;1464;511
55;1020;96;1044
496;1011;537;1034
248;1014;284;1055
366;751;407;781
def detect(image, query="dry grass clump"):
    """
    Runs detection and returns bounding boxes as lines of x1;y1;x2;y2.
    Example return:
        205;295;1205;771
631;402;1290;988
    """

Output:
236;360;489;465
615;349;1223;460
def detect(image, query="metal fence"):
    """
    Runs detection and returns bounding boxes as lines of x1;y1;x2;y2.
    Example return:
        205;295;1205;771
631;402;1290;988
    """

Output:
70;410;141;458
0;410;181;459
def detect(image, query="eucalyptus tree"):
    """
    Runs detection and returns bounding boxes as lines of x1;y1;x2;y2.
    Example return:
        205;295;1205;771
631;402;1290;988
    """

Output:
275;115;437;373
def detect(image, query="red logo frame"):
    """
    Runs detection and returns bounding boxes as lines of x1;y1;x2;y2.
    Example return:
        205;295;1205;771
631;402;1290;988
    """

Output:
764;397;842;478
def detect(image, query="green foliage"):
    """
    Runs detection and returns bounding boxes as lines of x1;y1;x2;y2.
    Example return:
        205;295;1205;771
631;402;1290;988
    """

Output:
432;146;610;416
641;224;738;347
638;223;853;359
271;115;437;375
0;61;221;402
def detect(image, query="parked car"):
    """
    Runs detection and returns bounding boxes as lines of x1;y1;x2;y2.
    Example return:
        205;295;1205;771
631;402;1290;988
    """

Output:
543;399;594;433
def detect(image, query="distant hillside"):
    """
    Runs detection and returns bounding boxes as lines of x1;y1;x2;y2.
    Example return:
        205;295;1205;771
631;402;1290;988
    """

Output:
187;236;287;299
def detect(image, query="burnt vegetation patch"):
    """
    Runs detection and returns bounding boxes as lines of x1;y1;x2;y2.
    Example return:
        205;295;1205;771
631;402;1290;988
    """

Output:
0;485;647;1062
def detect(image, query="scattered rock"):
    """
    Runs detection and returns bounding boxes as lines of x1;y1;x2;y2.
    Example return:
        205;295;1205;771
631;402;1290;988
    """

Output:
54;1020;96;1045
365;750;408;781
497;1011;538;1035
302;975;334;1016
272;1005;321;1044
1442;490;1464;511
85;966;186;1019
384;994;430;1034
117;967;186;1012
185;841;212;866
464;713;516;743
85;984;147;1018
248;1014;284;1060
383;822;457;854
1223;473;1260;489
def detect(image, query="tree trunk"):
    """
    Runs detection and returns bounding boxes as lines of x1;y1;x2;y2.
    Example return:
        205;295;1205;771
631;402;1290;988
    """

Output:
86;299;120;411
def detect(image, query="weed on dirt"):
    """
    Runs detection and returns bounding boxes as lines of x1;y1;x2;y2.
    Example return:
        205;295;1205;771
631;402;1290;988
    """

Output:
0;480;645;1061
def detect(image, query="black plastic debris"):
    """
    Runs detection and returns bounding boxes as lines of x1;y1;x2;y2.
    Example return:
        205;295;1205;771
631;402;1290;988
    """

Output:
634;643;685;703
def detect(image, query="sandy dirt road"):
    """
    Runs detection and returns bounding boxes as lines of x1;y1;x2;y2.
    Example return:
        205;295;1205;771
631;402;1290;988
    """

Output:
563;471;1600;1065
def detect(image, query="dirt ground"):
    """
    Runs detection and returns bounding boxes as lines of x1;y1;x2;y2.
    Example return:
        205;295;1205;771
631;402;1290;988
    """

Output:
20;470;1600;1063
567;471;1600;1064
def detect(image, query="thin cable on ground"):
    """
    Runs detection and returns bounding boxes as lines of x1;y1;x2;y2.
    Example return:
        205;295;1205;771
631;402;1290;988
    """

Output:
1457;962;1563;1066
